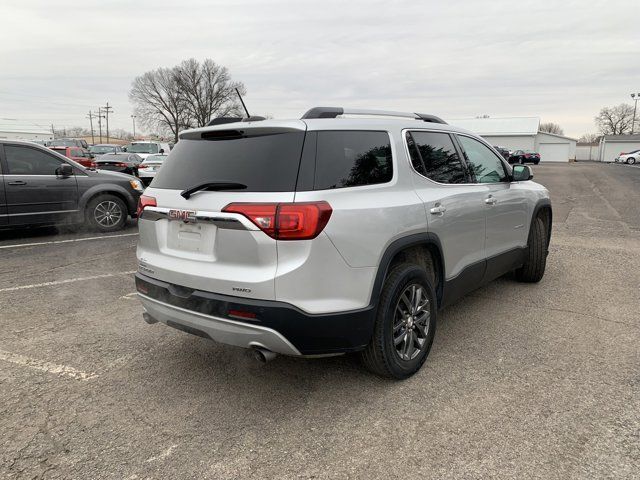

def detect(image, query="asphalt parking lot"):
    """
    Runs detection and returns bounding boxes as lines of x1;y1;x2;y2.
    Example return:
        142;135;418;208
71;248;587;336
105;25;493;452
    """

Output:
1;162;639;479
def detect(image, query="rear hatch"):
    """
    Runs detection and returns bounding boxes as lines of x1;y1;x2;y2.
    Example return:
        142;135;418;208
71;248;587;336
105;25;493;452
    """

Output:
137;121;307;300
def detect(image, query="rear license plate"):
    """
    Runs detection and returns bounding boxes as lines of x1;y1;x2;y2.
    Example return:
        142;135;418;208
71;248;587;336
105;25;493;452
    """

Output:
166;221;215;255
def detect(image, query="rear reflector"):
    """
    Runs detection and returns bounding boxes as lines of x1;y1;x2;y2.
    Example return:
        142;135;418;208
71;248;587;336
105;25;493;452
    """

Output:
228;309;257;320
137;195;156;218
223;201;332;240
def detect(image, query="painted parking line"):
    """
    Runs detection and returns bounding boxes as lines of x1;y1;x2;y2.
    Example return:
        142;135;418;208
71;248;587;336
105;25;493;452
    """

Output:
0;349;98;380
0;271;137;293
0;232;138;250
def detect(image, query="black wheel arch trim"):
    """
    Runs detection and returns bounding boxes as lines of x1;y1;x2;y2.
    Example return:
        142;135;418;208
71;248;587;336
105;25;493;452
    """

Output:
531;198;552;251
369;232;445;310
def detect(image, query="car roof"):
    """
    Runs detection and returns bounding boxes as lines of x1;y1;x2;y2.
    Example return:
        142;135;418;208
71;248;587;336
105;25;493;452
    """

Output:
180;117;478;138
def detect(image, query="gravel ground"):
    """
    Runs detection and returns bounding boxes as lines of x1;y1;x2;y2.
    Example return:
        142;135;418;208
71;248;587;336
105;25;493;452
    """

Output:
0;162;638;479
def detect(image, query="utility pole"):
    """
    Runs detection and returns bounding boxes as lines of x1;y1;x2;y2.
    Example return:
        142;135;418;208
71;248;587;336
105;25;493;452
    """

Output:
131;115;136;138
97;107;106;144
51;124;55;139
102;102;113;142
87;111;96;145
631;93;640;135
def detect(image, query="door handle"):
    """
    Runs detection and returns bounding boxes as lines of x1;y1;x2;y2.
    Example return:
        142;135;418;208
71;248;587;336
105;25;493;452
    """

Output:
430;205;446;215
484;196;497;205
8;181;27;186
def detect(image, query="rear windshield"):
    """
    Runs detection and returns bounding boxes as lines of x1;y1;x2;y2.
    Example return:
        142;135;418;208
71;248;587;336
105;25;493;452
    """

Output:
152;129;305;192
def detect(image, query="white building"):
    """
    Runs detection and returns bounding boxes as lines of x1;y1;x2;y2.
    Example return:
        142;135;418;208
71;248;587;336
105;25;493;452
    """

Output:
448;117;577;162
597;134;640;162
0;121;53;141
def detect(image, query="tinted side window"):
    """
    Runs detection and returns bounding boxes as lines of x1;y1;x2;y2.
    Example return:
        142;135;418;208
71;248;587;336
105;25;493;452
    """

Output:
314;131;392;190
407;131;467;184
5;146;64;175
457;135;508;184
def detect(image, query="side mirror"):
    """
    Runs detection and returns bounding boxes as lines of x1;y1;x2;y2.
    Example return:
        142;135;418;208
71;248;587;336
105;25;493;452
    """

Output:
122;147;127;152
512;164;533;181
57;163;74;177
159;148;164;154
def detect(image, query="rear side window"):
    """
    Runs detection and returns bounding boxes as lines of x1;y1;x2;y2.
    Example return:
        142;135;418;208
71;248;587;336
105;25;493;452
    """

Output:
314;131;392;190
151;129;305;192
406;131;467;184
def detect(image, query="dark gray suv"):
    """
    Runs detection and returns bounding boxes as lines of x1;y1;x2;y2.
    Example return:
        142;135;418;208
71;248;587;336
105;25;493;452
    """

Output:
0;140;144;232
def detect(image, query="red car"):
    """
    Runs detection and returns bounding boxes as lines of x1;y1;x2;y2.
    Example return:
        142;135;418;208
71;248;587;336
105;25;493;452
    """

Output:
50;146;95;168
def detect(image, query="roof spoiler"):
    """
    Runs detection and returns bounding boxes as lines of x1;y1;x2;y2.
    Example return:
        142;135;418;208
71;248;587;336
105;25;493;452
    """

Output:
301;107;447;124
207;116;266;126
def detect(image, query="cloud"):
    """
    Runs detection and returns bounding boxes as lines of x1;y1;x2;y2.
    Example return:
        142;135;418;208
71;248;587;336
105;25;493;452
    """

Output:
0;0;637;136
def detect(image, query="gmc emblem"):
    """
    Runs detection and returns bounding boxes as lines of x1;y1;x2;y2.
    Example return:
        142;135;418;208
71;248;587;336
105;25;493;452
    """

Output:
169;209;197;222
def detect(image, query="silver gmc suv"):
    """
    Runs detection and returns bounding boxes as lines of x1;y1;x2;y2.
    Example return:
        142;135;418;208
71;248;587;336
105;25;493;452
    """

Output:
136;107;551;379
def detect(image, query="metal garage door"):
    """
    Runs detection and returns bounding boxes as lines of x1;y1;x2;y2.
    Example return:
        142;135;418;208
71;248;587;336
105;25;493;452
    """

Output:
539;143;570;162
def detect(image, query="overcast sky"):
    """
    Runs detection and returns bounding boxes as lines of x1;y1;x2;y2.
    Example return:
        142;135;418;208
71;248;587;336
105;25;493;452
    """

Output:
1;0;638;137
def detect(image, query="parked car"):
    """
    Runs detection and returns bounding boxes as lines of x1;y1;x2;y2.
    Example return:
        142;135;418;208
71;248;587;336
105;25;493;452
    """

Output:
137;154;168;186
94;153;142;176
123;141;170;160
509;149;540;165
615;149;640;164
135;107;552;379
0;140;143;232
89;144;123;157
49;138;89;149
49;146;96;168
493;146;510;161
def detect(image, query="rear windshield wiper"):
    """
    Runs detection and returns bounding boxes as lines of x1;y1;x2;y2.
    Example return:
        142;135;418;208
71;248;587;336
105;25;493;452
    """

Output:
180;181;247;199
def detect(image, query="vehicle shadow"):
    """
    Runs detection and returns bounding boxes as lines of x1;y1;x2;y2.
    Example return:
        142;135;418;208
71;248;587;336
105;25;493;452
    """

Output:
0;220;138;242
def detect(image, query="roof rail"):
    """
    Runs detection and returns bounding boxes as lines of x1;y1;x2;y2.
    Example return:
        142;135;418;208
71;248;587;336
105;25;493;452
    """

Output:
301;107;447;124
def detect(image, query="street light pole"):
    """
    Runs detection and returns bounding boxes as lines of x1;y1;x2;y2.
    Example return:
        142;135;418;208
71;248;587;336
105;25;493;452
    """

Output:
631;93;639;135
131;115;136;138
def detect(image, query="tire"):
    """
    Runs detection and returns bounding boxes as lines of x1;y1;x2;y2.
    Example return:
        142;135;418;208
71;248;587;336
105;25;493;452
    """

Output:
627;157;636;165
361;264;437;379
534;160;540;165
519;158;525;164
515;216;547;283
86;194;127;232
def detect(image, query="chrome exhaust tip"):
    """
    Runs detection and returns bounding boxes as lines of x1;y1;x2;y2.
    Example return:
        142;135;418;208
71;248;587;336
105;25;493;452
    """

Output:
251;347;277;364
142;312;158;325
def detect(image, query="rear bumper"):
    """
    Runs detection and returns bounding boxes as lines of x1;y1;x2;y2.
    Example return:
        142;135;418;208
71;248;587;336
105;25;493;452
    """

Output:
135;273;375;355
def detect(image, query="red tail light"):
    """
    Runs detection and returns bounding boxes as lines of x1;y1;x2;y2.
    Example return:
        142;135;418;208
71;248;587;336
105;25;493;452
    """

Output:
223;201;332;240
137;195;156;218
138;164;148;169
116;162;128;167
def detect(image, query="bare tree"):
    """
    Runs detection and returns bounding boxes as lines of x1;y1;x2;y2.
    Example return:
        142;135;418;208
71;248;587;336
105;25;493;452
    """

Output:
129;67;190;143
578;133;600;143
594;104;635;135
539;122;564;135
175;58;246;128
